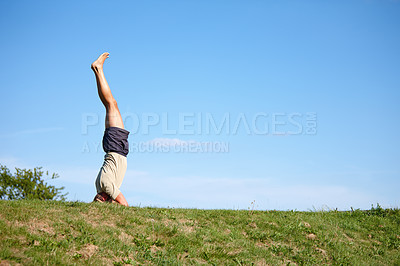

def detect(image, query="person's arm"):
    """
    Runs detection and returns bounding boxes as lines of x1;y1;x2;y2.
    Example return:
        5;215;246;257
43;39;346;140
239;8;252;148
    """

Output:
115;192;129;206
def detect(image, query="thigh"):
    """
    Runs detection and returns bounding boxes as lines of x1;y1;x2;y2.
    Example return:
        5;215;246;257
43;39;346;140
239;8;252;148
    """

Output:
105;104;124;129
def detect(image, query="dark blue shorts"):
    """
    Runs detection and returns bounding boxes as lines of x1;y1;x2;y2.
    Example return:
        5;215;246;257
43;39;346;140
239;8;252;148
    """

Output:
102;127;130;157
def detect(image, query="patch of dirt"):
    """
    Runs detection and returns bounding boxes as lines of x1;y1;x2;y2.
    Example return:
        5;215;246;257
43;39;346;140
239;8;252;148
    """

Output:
0;215;10;226
342;233;353;242
82;207;116;228
162;219;174;227
150;244;162;254
248;222;257;228
268;222;279;227
181;225;195;234
178;219;197;234
227;249;242;256
3;219;23;227
0;260;11;266
16;235;28;245
315;247;327;256
101;257;114;266
27;220;55;235
177;252;189;262
119;232;134;244
181;218;198;224
78;244;98;259
242;231;248;237
224;229;231;234
254;259;268;266
111;253;138;266
255;242;269;249
190;258;208;264
8;247;28;264
55;232;68;241
282;259;298;265
306;233;317;240
178;218;193;224
301;221;311;228
269;242;296;254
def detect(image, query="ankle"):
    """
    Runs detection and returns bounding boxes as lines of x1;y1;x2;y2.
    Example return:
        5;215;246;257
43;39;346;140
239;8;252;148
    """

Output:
91;64;103;73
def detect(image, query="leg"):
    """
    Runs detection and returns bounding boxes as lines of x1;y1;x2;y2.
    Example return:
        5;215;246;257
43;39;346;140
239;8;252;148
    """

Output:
91;52;124;129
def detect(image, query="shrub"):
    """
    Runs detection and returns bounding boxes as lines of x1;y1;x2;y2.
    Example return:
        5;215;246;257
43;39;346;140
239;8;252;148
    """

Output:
0;164;67;200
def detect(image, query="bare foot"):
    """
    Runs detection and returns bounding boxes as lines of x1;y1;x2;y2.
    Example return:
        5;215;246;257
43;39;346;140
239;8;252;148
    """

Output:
91;52;109;72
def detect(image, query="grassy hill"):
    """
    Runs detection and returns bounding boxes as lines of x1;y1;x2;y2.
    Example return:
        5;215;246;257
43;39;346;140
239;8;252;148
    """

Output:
0;200;399;265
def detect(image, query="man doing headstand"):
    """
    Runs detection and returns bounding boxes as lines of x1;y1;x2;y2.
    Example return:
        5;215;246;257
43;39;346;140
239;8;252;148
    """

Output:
91;52;129;207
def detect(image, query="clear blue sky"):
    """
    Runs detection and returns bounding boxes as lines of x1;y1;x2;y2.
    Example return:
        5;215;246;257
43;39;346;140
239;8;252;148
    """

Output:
1;0;399;210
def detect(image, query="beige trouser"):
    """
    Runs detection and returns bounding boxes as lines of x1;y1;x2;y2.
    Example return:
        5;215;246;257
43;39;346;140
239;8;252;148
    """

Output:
95;152;127;200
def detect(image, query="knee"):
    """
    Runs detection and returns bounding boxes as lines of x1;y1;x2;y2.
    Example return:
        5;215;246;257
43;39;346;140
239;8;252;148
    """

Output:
106;99;118;110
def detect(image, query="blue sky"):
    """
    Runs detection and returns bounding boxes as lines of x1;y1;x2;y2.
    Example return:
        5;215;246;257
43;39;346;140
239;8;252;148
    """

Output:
1;0;399;210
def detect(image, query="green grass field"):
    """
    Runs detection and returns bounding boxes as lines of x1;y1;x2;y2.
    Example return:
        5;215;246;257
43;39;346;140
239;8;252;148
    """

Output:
0;200;399;265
